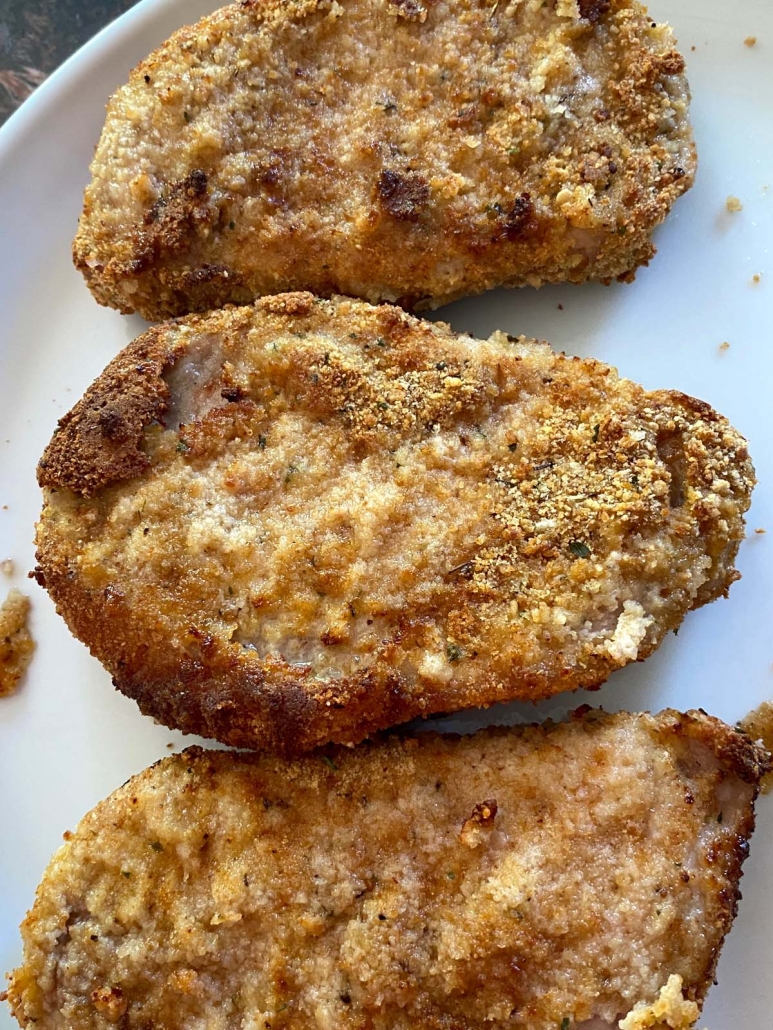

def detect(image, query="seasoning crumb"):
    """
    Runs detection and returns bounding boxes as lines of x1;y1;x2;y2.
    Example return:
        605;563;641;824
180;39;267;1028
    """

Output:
719;341;730;352
751;273;761;284
0;588;35;697
755;528;766;535
1;559;14;576
557;303;564;310
744;36;757;47
726;196;743;213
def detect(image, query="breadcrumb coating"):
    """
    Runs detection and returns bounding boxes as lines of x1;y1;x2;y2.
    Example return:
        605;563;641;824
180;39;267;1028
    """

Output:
0;589;34;697
34;295;754;752
73;0;695;320
5;709;769;1030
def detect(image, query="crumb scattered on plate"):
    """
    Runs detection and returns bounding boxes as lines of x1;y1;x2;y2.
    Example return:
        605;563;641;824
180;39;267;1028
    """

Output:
1;559;14;576
726;196;743;212
0;588;35;697
744;36;757;47
752;273;762;284
755;528;767;535
719;341;730;352
739;701;773;794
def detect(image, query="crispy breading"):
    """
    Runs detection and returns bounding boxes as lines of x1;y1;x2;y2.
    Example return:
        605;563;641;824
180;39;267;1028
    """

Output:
0;589;34;697
5;710;770;1030
73;0;695;320
33;295;754;752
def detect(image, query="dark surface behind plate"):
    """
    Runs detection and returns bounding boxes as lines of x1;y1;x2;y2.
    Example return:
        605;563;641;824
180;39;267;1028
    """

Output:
0;0;138;124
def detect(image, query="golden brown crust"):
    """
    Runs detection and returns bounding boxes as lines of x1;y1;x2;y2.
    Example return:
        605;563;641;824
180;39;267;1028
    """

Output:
73;0;695;320
6;710;769;1030
34;296;755;753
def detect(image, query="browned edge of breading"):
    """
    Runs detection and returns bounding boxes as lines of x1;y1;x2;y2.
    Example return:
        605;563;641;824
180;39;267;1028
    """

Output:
648;708;771;1002
37;326;175;498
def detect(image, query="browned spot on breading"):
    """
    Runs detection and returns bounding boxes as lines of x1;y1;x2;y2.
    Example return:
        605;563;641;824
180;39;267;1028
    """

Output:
377;169;430;221
578;0;611;23
90;985;127;1022
502;193;536;240
390;0;429;20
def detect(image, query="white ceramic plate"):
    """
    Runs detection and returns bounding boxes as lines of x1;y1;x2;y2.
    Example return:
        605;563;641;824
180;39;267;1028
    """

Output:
1;1;771;1025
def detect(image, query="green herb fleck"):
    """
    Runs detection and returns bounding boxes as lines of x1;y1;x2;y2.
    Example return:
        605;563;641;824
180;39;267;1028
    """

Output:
508;145;520;156
447;870;456;880
382;101;397;112
561;1019;570;1030
176;440;189;453
228;220;235;230
121;870;131;879
718;811;724;823
377;401;389;411
227;586;234;596
258;435;266;449
508;441;518;452
568;540;591;559
183;110;191;123
376;337;387;348
285;465;298;483
446;643;463;663
631;473;641;491
592;423;600;443
323;756;339;771
150;841;163;852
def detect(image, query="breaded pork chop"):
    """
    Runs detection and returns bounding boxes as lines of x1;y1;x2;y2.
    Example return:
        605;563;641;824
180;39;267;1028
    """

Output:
34;295;754;752
6;710;769;1030
73;0;695;320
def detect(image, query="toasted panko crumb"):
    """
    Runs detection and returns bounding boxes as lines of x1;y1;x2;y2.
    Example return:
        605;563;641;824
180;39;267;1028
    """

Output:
751;273;761;284
0;588;35;696
718;341;730;352
619;975;699;1029
744;36;757;47
1;558;14;575
726;196;743;212
754;527;766;534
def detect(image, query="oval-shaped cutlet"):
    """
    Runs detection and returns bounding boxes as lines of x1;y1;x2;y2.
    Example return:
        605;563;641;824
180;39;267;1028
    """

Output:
35;294;754;752
6;710;770;1030
73;0;695;320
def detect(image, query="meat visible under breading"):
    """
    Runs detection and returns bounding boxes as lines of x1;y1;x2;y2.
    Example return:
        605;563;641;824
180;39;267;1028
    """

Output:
34;295;754;753
5;710;769;1030
72;0;695;321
